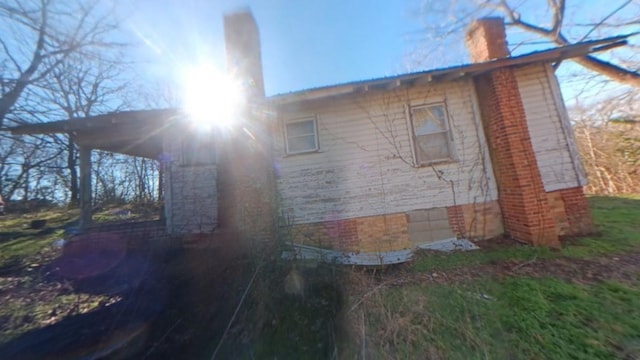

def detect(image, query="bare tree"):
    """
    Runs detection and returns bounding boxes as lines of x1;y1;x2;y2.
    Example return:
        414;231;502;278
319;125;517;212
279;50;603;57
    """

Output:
0;134;63;200
0;0;120;129
572;90;640;194
40;54;129;205
414;0;640;87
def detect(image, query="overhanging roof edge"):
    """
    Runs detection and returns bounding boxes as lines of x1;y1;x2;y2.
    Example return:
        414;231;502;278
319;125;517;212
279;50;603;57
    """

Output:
7;108;181;136
268;35;631;105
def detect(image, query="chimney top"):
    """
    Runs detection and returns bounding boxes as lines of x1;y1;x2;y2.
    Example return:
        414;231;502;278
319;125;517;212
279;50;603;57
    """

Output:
465;17;510;63
223;10;265;98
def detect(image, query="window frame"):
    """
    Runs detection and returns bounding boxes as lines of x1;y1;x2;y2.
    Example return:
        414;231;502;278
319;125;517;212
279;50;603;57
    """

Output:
407;102;456;166
283;116;320;155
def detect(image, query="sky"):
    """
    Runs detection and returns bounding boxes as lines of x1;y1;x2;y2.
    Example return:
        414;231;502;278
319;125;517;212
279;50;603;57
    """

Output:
124;0;416;96
121;0;639;102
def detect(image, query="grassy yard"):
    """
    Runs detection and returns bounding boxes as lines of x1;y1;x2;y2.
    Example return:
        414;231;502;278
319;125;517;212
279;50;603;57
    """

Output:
345;195;640;359
0;209;76;274
1;196;638;359
0;203;159;273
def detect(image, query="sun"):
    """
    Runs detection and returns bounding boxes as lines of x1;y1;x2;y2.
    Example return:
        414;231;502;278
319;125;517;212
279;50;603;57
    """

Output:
181;64;244;130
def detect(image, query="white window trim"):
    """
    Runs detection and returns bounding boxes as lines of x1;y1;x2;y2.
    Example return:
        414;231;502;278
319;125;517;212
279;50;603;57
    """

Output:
408;102;456;166
283;116;319;155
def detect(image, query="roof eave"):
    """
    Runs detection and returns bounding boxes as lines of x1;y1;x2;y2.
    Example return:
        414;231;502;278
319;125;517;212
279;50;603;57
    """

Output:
268;35;629;106
7;108;180;136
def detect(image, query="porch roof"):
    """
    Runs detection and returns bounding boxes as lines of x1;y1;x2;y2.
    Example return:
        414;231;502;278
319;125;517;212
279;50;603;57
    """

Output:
9;109;181;159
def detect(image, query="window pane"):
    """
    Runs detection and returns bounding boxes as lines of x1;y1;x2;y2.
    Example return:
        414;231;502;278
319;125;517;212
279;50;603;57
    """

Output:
412;106;446;136
416;133;450;163
286;120;315;137
288;135;316;153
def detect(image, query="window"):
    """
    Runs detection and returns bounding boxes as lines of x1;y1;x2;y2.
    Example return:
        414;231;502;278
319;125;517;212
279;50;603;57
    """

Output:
409;103;454;165
284;117;319;154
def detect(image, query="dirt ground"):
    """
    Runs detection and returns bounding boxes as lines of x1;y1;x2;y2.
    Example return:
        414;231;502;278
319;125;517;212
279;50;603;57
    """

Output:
350;242;640;296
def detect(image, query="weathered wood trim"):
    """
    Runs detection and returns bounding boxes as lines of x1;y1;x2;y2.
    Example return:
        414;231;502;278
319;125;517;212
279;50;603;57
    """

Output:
403;103;418;167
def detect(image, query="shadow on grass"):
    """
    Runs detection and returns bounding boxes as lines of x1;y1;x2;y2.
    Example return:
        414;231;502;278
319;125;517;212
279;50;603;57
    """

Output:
0;237;263;360
0;240;170;360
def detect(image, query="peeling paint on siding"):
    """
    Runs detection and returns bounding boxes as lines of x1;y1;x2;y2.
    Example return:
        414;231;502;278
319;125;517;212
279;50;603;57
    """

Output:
274;79;499;225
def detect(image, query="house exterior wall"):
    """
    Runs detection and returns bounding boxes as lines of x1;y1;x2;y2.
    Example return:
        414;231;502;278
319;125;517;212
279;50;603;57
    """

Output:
275;79;500;251
160;13;594;254
163;132;218;235
514;63;585;191
275;79;499;223
514;63;594;236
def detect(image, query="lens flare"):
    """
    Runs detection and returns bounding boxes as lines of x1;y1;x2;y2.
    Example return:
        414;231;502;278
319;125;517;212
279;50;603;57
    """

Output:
181;64;243;130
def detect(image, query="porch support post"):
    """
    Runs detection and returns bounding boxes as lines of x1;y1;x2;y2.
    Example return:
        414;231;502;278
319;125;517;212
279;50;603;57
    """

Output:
79;145;92;228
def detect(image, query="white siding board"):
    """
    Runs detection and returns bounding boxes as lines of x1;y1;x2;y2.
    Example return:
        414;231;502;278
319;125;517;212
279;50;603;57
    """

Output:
275;79;499;225
543;64;588;186
515;64;582;192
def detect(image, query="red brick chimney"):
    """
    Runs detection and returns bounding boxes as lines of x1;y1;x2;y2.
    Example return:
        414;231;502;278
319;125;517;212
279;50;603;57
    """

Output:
224;10;265;98
467;18;560;247
465;17;510;62
217;10;277;249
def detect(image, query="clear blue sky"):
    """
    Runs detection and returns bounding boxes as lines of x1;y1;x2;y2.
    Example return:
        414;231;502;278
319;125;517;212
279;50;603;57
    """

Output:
125;0;417;96
123;0;637;101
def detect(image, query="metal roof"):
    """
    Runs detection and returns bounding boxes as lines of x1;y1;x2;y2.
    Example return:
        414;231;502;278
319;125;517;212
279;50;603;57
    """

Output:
269;34;630;105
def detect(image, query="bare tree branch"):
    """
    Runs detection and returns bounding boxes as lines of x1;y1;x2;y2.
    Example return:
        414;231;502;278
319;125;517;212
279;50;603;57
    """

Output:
417;0;640;88
0;0;120;128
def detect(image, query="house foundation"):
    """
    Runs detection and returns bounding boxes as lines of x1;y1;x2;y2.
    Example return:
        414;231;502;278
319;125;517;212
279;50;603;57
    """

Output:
283;202;505;255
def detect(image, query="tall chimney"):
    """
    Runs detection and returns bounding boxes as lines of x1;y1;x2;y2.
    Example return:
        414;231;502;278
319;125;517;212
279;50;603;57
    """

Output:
218;10;276;251
223;10;265;98
465;17;510;62
467;17;560;247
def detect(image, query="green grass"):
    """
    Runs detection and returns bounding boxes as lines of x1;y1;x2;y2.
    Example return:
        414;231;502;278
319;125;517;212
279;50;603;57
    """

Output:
352;195;640;359
360;278;640;359
0;203;159;269
412;245;556;272
0;205;150;344
413;195;640;272
0;209;77;271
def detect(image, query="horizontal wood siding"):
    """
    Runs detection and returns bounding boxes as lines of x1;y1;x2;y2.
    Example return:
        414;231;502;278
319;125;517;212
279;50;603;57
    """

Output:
515;64;582;192
274;79;498;225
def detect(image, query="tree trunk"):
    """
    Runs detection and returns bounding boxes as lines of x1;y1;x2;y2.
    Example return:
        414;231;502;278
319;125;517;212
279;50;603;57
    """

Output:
22;162;30;201
67;135;79;206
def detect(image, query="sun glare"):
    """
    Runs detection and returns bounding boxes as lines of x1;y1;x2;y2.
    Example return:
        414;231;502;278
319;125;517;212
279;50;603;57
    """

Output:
181;64;243;130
